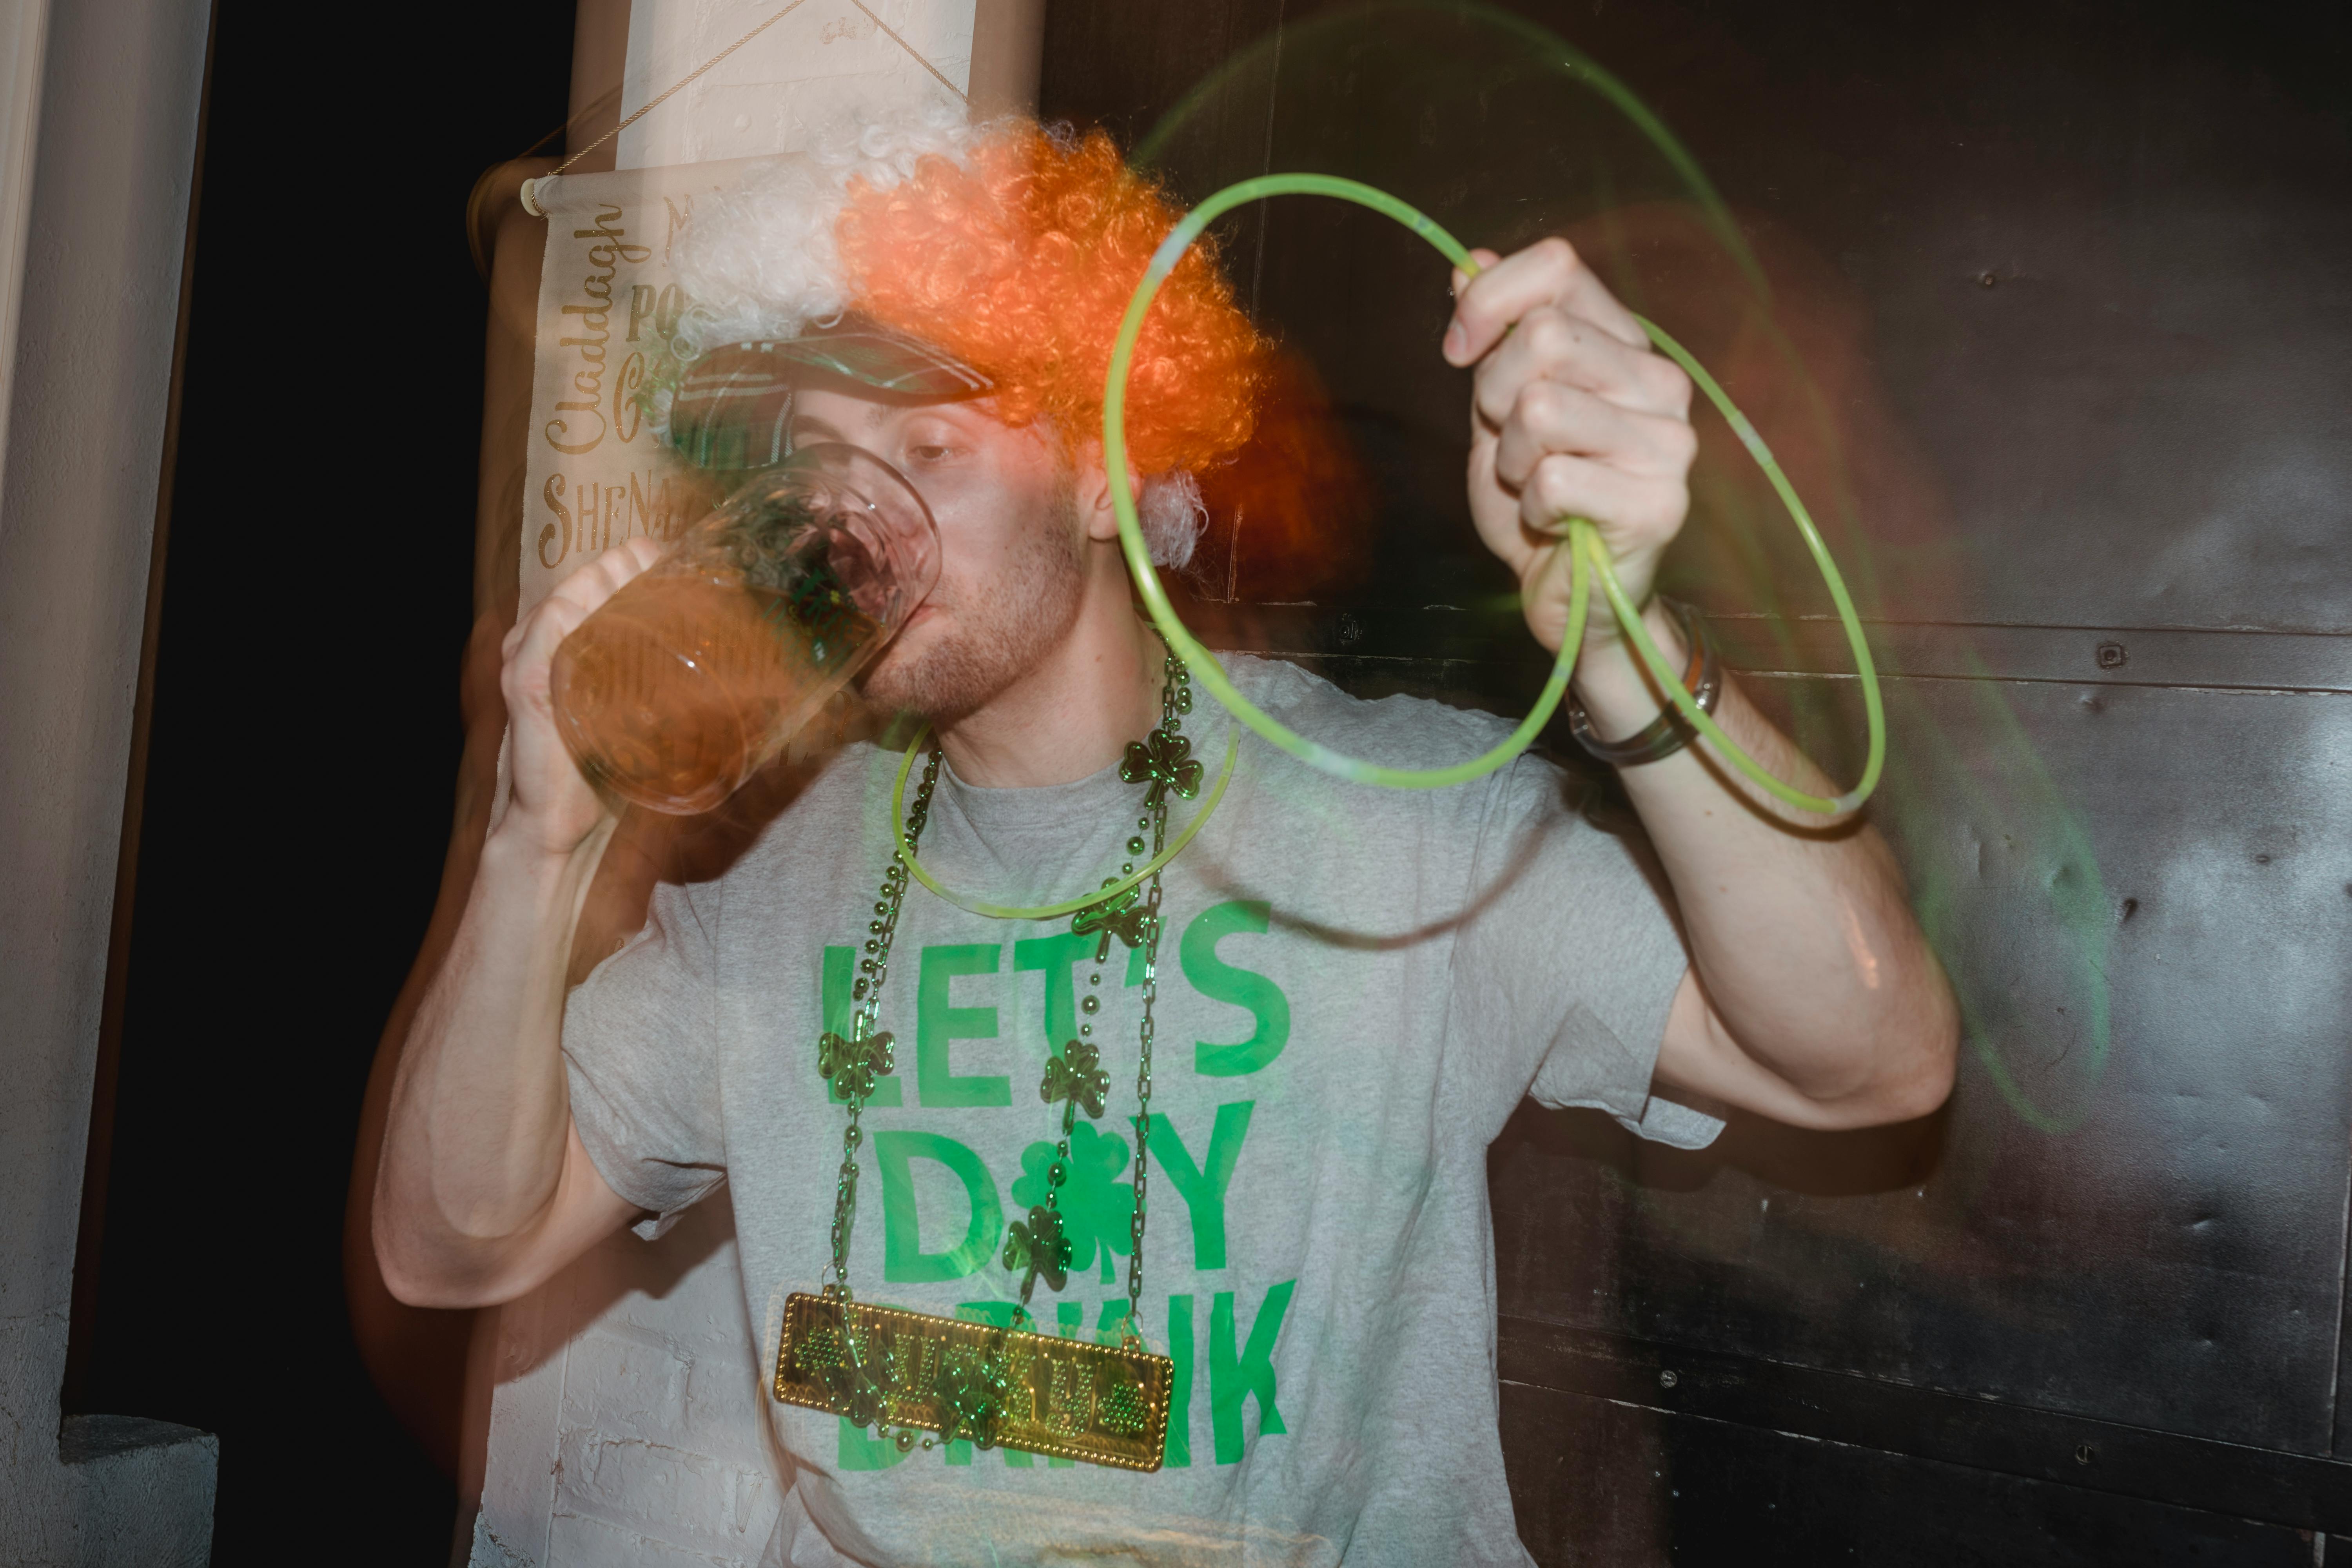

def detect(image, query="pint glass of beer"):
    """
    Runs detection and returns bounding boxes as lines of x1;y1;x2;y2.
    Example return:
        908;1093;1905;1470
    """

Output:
548;443;940;815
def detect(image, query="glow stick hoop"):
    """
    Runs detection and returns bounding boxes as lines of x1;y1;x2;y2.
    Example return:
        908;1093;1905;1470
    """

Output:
1104;172;1885;814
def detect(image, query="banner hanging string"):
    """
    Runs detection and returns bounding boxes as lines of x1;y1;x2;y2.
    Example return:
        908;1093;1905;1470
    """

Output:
846;0;971;104
525;0;971;214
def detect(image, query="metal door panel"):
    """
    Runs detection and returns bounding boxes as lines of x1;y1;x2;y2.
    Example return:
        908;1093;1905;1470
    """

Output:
1860;194;2352;634
1494;675;2352;1452
1498;1380;2331;1567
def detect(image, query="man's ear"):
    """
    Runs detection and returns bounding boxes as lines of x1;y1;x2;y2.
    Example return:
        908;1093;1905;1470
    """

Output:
1071;450;1127;545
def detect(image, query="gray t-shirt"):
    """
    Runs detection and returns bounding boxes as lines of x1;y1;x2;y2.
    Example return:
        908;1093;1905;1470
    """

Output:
563;655;1719;1568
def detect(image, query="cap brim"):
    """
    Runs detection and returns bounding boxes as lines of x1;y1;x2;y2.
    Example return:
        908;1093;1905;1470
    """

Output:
664;325;995;473
768;325;995;401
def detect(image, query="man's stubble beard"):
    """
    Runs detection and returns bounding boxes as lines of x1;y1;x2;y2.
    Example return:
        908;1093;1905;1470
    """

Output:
855;483;1086;726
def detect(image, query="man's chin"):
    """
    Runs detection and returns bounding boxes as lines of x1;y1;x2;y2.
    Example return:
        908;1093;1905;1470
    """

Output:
852;652;919;717
856;616;928;688
855;632;975;724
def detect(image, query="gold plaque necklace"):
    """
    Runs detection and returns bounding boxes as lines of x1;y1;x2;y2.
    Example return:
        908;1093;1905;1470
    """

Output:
771;650;1203;1472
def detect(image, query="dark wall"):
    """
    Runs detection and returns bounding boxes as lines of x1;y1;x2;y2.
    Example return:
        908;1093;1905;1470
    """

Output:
1044;0;2352;1561
66;4;574;1563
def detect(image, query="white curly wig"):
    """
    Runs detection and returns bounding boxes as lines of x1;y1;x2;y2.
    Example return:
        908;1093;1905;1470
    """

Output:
663;101;1211;570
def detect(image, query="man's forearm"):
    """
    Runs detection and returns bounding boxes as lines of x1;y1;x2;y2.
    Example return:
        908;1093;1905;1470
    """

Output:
1574;601;1957;1117
373;816;619;1304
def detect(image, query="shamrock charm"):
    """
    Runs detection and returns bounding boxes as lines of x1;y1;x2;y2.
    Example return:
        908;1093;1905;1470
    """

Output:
820;1356;886;1428
1120;725;1204;808
817;1028;895;1101
933;1349;1009;1449
1073;882;1155;961
1011;1125;1134;1272
1042;1038;1110;1120
1002;1203;1073;1295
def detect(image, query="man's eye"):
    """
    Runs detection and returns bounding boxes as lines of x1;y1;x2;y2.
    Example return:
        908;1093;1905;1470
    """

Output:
907;443;954;464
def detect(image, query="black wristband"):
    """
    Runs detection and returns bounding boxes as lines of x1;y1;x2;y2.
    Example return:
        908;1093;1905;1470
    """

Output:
1565;598;1721;768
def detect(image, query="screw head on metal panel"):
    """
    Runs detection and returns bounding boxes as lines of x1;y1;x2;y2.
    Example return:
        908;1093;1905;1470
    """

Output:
2074;1443;2096;1465
1658;1370;1679;1390
2095;641;2128;670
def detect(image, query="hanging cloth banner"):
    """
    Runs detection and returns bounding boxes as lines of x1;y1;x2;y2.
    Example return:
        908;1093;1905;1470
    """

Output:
520;158;772;610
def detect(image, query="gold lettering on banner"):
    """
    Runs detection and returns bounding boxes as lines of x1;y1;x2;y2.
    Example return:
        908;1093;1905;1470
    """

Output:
613;352;645;443
537;468;699;570
545;398;605;456
538;475;571;569
543;204;655;458
774;1293;1172;1471
528;177;745;607
628;469;690;540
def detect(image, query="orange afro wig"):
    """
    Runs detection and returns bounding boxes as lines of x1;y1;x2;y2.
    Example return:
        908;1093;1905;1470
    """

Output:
835;122;1272;478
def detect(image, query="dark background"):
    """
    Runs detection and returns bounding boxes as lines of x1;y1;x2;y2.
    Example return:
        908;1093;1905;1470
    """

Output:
62;2;575;1563
67;0;2352;1563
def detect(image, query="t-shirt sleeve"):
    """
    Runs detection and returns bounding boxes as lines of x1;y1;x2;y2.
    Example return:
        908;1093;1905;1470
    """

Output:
562;877;728;1238
1450;753;1723;1149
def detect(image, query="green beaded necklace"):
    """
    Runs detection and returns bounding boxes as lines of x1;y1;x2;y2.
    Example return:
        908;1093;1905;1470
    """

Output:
770;648;1208;1471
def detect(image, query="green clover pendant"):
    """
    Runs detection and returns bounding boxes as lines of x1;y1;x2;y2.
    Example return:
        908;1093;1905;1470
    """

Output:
1002;1203;1073;1295
818;1028;895;1101
1042;1038;1110;1120
933;1348;1010;1449
1120;725;1204;807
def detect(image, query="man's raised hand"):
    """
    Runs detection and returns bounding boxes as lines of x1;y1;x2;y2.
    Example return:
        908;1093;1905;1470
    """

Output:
496;537;664;856
1445;238;1698;652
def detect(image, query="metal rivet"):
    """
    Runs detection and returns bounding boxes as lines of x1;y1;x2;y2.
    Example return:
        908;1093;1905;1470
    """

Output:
2075;1443;2095;1465
1659;1369;1679;1390
2095;641;2127;670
